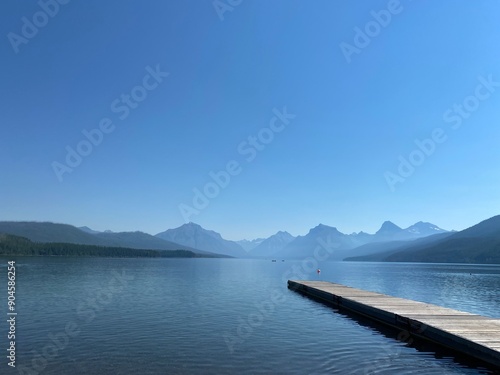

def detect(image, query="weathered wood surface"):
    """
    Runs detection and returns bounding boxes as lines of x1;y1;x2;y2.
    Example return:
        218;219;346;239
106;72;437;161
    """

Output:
288;280;500;368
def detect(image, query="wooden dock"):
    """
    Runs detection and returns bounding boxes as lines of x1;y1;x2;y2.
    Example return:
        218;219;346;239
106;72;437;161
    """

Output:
288;280;500;368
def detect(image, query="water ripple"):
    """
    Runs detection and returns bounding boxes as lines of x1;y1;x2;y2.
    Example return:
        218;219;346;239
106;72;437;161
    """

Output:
3;257;498;374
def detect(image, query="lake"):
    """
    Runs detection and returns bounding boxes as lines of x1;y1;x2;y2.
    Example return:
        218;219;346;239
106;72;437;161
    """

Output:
1;257;499;374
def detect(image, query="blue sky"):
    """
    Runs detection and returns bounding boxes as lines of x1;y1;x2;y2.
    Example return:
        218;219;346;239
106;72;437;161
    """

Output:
1;0;500;240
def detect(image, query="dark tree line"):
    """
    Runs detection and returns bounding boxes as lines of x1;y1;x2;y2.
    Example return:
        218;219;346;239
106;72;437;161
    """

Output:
0;233;206;258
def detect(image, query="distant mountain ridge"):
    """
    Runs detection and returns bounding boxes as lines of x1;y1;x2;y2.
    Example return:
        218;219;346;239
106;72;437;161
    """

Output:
236;238;265;252
0;219;451;260
345;215;500;264
274;221;448;260
78;226;101;234
5;217;499;263
0;221;215;256
155;222;247;258
376;221;402;235
406;221;448;237
248;231;295;257
275;224;353;260
373;221;447;242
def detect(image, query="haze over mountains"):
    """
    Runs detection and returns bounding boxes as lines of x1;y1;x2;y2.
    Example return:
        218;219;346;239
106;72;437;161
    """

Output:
250;231;295;257
346;215;500;264
1;217;499;263
0;219;454;260
236;238;266;252
156;222;248;258
273;221;449;260
0;221;213;255
152;221;449;260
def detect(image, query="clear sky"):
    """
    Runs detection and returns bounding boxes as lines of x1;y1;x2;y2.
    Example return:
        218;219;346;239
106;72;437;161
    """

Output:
1;0;500;240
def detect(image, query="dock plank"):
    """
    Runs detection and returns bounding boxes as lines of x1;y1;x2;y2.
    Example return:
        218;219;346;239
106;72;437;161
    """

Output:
288;280;500;369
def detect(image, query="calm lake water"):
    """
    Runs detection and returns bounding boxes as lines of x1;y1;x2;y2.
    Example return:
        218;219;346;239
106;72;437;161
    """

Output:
1;257;500;374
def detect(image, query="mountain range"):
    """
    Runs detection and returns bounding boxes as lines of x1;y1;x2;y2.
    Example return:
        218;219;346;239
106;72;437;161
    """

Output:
273;221;449;260
152;221;450;260
247;231;295;257
0;219;451;260
345;215;500;264
0;221;214;256
236;237;265;252
1;216;497;263
155;222;248;258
